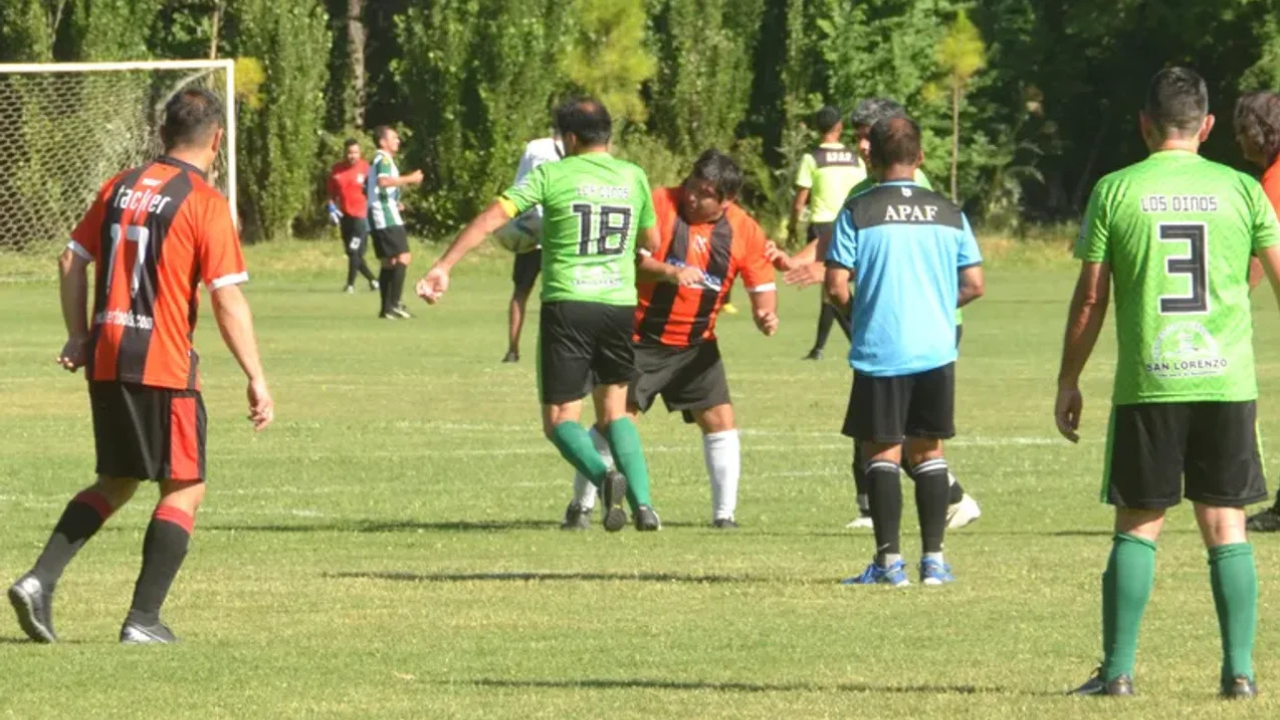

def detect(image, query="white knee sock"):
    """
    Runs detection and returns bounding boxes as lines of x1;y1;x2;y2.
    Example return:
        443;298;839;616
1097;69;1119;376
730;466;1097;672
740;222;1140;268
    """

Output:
703;429;741;521
572;426;611;509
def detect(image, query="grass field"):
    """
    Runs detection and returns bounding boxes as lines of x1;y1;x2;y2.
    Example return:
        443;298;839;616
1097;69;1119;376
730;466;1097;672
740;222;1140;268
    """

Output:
3;240;1280;718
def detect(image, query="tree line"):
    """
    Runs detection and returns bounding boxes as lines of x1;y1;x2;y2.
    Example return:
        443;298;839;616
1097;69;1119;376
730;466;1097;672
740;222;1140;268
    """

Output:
3;0;1279;243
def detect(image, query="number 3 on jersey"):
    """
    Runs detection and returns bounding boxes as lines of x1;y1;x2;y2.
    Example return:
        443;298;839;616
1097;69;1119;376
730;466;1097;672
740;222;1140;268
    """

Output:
1158;222;1208;315
571;203;632;256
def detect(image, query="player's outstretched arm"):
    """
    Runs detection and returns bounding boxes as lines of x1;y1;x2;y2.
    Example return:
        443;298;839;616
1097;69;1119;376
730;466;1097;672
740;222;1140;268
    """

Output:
1054;261;1111;443
635;226;703;286
210;284;273;432
418;201;512;303
958;265;985;307
55;248;92;372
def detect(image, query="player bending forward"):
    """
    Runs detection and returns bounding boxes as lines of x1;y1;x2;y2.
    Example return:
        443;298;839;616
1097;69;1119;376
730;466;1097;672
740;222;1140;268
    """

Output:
418;98;701;532
562;150;781;530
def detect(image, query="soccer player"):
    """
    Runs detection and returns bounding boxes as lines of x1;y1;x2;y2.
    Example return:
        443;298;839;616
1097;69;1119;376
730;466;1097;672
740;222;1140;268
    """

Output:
561;150;781;530
7;89;273;644
776;98;981;531
496;134;564;363
1058;68;1280;698
367;125;423;319
792;106;865;361
1233;91;1280;532
826;116;984;587
417;98;702;532
327;138;378;293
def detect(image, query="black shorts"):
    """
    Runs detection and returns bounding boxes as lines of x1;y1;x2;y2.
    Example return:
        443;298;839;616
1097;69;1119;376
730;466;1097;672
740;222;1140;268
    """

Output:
339;216;369;256
512;249;542;295
89;381;206;481
842;364;955;444
1104;401;1267;509
629;341;731;423
371;225;410;259
538;301;636;405
955;324;963;347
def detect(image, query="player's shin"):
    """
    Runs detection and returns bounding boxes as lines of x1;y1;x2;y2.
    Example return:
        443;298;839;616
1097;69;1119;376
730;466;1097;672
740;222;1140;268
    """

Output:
703;430;740;521
31;490;117;588
605;417;652;511
127;505;195;625
571;427;611;508
910;458;950;557
1102;533;1157;682
865;459;903;566
550;422;609;487
852;444;869;514
1209;543;1258;683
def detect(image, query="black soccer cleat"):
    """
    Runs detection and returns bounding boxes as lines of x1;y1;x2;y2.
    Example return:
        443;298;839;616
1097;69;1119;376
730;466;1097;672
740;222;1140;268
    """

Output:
635;505;662;532
501;350;520;364
711;518;738;530
377;311;400;320
802;349;823;361
1246;508;1280;533
8;573;57;643
560;502;592;531
1221;676;1258;699
120;616;179;644
1069;667;1134;697
600;470;629;533
392;304;414;319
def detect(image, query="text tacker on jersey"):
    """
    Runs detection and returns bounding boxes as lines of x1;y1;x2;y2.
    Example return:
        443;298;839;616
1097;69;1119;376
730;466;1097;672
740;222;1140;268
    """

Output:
827;181;981;376
636;186;775;347
69;157;247;391
499;152;656;306
1076;150;1280;404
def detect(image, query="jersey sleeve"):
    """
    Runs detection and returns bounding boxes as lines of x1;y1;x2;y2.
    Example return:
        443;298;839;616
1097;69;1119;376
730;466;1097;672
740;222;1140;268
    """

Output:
1248;178;1280;253
634;170;656;230
196;194;248;290
500;163;547;217
915;169;933;190
794;153;816;189
1074;182;1111;263
825;206;857;269
736;216;777;293
68;177;117;261
957;214;982;268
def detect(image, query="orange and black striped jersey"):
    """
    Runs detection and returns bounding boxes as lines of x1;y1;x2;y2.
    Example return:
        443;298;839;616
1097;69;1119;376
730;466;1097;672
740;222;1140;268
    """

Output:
634;187;776;347
68;156;247;391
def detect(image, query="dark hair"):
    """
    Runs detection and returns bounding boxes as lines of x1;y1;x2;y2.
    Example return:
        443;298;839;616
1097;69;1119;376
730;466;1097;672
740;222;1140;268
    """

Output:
689;149;743;201
160;88;224;150
850;98;905;130
868;116;922;169
554;97;612;146
343;137;360;149
814;106;842;134
1234;92;1280;166
372;125;395;146
1145;67;1209;136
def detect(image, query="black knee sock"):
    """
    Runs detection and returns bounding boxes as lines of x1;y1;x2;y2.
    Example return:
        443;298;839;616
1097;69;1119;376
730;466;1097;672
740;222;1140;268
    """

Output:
835;304;852;341
32;491;114;588
390;265;407;308
948;474;965;504
358;257;375;282
345;254;360;287
128;506;193;625
865;460;902;563
378;267;392;313
852;443;869;511
911;458;951;554
813;301;837;351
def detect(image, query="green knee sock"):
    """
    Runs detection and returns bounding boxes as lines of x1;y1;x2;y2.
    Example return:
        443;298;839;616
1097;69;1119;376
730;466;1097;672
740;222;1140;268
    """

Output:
549;422;607;488
1209;543;1257;683
605;417;651;510
1101;533;1156;682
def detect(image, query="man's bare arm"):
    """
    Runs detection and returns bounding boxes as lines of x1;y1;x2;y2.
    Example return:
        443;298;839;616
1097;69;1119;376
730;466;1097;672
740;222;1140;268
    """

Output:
824;266;852;311
958;265;985;308
1053;262;1110;443
210;284;273;431
435;202;512;272
1249;256;1265;291
636;227;703;286
747;288;779;336
377;169;424;188
789;187;809;243
55;248;92;371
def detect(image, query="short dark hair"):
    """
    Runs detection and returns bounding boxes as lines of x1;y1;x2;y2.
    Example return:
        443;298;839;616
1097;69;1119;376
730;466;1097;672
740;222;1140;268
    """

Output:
850;98;905;130
372;125;395;145
160;88;224;150
555;98;612;146
1235;91;1280;165
343;137;360;149
868;116;922;169
689;149;743;201
814;106;842;134
1145;67;1209;136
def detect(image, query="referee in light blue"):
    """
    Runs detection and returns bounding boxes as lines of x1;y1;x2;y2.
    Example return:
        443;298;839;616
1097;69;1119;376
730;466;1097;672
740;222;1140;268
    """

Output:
824;116;985;587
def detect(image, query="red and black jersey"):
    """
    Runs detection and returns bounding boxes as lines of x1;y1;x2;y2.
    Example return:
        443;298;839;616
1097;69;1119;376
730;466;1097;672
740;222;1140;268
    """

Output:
68;156;247;391
634;187;776;347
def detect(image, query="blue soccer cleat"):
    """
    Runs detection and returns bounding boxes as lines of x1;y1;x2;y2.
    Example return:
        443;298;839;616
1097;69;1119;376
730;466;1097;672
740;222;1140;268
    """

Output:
841;559;909;587
919;557;954;586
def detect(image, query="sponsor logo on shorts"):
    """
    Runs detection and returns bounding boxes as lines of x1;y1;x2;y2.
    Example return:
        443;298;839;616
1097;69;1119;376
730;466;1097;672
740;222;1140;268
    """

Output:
1145;321;1227;378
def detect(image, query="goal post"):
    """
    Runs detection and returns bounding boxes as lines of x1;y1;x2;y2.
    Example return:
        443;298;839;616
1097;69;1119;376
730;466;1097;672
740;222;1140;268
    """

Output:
0;59;237;257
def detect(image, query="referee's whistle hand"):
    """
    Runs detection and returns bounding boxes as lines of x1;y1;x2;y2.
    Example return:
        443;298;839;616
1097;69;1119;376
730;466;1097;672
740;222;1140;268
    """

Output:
1054;387;1083;444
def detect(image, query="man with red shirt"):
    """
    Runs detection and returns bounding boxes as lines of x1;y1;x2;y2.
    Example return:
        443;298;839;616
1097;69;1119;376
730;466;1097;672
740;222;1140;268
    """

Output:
7;89;273;645
562;150;780;529
327;138;378;293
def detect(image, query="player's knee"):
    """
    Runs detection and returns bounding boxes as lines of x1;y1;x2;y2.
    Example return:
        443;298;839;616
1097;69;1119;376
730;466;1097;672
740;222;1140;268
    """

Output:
696;404;735;434
398;253;412;265
158;478;206;513
904;438;944;467
1193;504;1247;547
1114;507;1165;540
92;476;140;508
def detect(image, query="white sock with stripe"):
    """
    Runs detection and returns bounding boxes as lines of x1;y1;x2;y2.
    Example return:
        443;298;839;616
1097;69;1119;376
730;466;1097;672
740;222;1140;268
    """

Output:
703;429;741;521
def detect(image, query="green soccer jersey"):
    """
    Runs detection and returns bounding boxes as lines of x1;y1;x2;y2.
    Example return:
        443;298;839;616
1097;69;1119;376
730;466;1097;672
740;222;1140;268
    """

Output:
1075;150;1280;405
501;152;655;306
368;150;404;229
796;143;867;223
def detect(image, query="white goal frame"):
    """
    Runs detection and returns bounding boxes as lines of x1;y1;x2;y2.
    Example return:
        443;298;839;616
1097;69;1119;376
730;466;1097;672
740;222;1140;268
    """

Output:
0;59;237;225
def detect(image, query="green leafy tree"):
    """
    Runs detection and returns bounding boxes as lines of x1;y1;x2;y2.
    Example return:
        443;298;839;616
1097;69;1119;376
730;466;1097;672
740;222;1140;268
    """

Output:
935;9;986;203
563;0;655;125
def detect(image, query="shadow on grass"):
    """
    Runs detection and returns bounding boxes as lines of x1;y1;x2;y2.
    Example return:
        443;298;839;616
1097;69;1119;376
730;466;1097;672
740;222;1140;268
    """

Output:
203;519;558;534
327;570;761;584
460;677;1006;695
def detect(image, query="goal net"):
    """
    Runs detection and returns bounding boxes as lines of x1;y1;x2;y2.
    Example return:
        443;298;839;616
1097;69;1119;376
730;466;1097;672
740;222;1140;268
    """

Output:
0;60;236;257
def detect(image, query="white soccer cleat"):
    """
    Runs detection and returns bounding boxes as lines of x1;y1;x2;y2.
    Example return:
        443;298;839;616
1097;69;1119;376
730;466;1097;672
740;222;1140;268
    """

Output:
947;493;981;529
845;515;874;529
